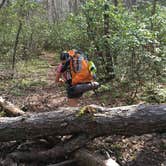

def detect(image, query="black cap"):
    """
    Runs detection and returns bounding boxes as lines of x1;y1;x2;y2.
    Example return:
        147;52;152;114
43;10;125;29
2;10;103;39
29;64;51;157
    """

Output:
60;52;69;61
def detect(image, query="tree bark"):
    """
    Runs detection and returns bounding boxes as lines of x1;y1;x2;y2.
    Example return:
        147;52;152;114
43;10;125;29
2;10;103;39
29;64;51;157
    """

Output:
0;104;165;142
8;134;90;163
151;0;157;30
75;149;120;166
0;96;25;116
47;159;77;166
113;0;118;7
103;1;115;80
0;0;6;9
12;20;22;74
123;0;137;9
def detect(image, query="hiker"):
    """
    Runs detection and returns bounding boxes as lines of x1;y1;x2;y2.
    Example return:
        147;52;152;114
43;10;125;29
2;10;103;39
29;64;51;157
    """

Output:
55;50;99;107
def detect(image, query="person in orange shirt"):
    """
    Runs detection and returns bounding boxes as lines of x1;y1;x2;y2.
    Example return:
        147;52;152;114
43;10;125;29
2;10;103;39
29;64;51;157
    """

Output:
55;50;99;107
55;51;83;106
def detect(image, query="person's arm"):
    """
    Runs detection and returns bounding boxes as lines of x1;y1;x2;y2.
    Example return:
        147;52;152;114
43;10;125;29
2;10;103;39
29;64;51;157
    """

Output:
55;72;61;82
55;64;65;84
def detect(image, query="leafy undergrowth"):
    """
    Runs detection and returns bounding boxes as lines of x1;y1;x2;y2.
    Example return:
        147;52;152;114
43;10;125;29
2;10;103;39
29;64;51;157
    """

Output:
0;52;165;166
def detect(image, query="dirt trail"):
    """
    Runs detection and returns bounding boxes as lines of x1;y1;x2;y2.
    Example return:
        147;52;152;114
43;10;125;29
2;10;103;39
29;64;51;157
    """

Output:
22;52;68;112
40;51;57;85
40;51;69;103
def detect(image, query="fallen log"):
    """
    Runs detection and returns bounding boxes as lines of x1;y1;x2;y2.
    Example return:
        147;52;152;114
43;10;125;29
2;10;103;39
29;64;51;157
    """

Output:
0;96;25;116
7;135;119;165
8;134;90;163
47;160;77;166
75;149;120;166
0;104;166;142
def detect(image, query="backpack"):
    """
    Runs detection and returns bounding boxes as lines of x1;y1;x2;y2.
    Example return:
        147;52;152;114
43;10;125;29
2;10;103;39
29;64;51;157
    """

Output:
68;50;96;85
88;61;97;79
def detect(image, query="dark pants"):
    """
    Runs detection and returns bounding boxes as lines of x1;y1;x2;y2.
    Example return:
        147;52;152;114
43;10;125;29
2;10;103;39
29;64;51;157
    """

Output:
66;82;99;99
67;85;83;99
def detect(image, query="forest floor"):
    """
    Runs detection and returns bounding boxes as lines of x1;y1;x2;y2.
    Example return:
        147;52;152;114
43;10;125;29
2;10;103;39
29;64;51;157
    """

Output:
0;52;166;166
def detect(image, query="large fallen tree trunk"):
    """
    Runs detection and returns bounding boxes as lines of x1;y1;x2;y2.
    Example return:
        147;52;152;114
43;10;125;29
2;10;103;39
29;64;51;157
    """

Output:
8;134;91;163
0;104;165;142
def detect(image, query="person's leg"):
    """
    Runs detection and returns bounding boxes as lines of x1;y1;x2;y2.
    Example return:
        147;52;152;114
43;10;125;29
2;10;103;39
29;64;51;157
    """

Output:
67;85;83;107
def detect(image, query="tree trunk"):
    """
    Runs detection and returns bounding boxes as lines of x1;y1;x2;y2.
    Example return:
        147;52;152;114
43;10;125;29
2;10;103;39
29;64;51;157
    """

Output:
47;0;54;22
0;0;6;9
113;0;118;7
151;0;157;30
12;20;22;74
47;159;77;166
103;1;115;80
123;0;137;9
0;104;165;142
8;134;90;163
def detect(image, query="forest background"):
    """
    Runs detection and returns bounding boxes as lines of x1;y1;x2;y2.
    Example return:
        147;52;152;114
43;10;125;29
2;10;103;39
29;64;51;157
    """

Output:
0;0;165;106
